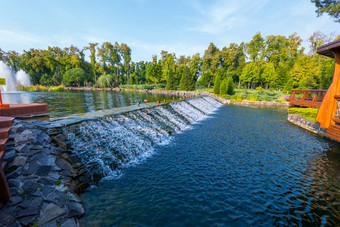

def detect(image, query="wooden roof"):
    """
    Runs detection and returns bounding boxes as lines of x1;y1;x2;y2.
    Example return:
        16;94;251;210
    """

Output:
317;39;340;58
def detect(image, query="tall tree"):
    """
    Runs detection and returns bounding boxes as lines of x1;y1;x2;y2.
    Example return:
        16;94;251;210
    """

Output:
202;42;220;87
85;43;98;83
179;66;195;91
311;0;340;22
120;43;131;85
246;32;265;62
146;56;162;88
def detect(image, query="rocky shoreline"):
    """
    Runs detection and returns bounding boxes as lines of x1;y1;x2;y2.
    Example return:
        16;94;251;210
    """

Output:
287;113;326;136
0;120;87;227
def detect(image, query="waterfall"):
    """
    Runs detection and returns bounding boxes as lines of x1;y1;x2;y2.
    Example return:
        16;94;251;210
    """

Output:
63;96;223;181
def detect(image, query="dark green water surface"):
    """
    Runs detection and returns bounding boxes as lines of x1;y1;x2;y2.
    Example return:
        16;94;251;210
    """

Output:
80;105;340;226
2;90;177;120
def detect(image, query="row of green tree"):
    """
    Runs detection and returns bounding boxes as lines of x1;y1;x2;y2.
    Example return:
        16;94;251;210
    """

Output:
0;31;338;91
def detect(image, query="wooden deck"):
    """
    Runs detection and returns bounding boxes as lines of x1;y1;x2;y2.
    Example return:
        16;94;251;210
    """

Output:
0;104;48;118
287;89;327;108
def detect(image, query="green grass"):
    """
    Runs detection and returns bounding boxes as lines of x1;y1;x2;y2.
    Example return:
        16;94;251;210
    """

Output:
220;89;284;102
288;107;318;122
18;85;65;92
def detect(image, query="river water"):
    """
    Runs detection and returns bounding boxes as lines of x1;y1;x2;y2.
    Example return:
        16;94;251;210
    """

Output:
78;104;340;226
1;90;178;120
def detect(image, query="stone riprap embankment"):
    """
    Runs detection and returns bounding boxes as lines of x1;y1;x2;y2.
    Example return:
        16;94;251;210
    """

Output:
287;113;326;136
0;120;85;227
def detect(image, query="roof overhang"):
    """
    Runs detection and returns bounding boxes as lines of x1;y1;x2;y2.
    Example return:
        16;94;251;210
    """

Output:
317;39;340;58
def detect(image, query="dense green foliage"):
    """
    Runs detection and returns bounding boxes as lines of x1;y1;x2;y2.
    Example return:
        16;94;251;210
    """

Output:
0;31;338;92
220;78;227;95
311;0;340;22
222;90;282;102
62;68;87;87
288;107;319;122
226;77;234;95
179;67;195;91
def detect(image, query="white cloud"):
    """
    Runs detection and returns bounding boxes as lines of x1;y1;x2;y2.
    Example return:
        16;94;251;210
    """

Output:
190;0;269;34
129;40;207;61
0;29;44;45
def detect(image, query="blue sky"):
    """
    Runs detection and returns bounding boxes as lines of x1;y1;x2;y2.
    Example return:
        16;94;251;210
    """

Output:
0;0;339;62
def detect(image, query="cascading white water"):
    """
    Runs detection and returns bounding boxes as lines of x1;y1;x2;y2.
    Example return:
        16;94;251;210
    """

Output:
63;96;223;181
0;61;31;92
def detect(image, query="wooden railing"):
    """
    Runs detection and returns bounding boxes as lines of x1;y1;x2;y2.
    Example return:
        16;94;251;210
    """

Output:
287;89;327;108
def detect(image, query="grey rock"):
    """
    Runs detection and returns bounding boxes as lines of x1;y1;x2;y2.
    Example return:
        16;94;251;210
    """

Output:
14;129;33;146
66;202;84;218
65;192;81;203
53;134;65;143
15;144;30;154
41;220;58;227
37;131;52;144
35;165;52;176
49;171;61;180
45;190;66;207
21;179;37;191
23;160;40;175
19;197;43;209
7;221;21;227
31;145;44;150
17;207;40;218
42;185;55;197
3;150;16;162
18;215;36;226
56;158;72;171
61;219;77;227
38;177;57;186
6;166;23;179
10;124;25;134
9;156;27;168
8;195;23;206
8;178;21;188
37;154;56;166
38;203;66;225
61;153;69;160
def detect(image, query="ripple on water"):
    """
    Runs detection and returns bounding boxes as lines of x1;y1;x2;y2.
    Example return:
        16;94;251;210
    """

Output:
80;105;340;226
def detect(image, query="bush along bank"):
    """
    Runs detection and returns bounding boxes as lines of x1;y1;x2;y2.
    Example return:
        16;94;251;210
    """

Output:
0;120;88;227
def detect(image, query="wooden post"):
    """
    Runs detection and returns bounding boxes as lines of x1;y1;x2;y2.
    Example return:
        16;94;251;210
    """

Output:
316;51;340;128
312;92;318;108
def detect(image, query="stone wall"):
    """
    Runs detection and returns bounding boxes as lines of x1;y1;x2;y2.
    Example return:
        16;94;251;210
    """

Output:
0;120;85;227
287;113;326;136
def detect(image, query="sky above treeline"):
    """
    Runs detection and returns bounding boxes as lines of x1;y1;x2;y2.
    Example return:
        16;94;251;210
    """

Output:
0;0;339;62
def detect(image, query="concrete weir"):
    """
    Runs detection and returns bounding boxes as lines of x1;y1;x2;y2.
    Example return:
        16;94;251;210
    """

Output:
0;95;223;226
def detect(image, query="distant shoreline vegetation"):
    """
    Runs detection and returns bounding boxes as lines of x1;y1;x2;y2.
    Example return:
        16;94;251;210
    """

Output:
1;31;339;94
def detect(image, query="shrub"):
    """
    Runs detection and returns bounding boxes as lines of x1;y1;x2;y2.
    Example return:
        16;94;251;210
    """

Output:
248;94;258;101
63;68;87;87
284;78;294;92
220;78;228;95
226;77;234;95
179;66;195;91
213;74;221;94
97;74;114;88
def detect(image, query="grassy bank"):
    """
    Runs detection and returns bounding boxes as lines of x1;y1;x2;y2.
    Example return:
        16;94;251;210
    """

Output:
18;85;65;92
288;107;318;122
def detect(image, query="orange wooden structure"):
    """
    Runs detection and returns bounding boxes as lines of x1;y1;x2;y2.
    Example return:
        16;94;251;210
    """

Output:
288;89;327;108
315;39;340;141
0;103;48;203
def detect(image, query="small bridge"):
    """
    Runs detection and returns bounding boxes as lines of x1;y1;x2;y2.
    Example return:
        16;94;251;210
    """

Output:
287;89;327;108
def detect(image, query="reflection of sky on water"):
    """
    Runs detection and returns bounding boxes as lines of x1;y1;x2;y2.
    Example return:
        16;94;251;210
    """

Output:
2;92;32;104
0;91;179;120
